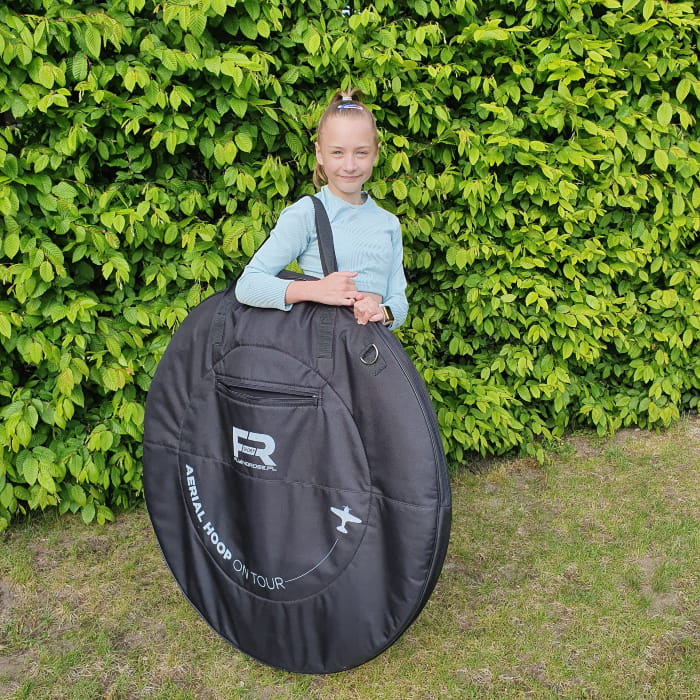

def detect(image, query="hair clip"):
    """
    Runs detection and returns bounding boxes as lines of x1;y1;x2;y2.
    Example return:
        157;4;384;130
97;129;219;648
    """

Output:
337;103;364;110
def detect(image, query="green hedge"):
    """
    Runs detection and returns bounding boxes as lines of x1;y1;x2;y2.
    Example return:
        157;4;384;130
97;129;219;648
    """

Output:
0;0;698;529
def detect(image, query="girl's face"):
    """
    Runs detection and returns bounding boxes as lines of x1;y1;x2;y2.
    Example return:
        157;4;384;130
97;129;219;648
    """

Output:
315;115;378;205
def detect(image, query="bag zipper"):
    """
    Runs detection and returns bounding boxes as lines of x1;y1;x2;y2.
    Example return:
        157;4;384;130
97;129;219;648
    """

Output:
216;377;320;407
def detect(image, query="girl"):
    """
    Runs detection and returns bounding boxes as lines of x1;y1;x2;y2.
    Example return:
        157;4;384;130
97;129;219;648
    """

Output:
234;88;408;330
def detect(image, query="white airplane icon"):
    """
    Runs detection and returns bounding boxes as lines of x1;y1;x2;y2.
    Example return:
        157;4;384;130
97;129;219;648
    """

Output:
330;505;362;534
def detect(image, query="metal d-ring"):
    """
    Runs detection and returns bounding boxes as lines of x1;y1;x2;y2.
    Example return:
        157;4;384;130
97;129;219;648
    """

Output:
360;344;379;365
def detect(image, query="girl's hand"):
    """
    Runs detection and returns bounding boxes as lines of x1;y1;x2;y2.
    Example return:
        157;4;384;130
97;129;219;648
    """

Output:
285;272;359;306
353;292;384;325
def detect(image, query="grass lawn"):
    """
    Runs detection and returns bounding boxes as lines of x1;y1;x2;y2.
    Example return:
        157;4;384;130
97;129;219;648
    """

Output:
1;416;698;699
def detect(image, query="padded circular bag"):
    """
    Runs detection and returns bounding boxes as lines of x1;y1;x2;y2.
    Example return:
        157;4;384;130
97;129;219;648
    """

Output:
143;198;451;674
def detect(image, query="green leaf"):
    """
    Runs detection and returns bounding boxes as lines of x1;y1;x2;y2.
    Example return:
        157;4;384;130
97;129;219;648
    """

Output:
455;248;468;269
189;10;207;37
0;483;14;509
166;131;178;154
654;149;669;171
613;124;627;147
57;368;75;395
84;24;101;59
39;260;54;282
474;28;510;42
676;79;690;104
241;231;255;257
81;502;96;524
656;102;673;126
52;182;78;200
304;29;321;54
67;54;88;82
23;457;39;486
2;154;19;179
4;232;20;258
235;131;254;152
239;17;258;40
36;63;54;89
414;0;429;17
37;468;56;493
70;484;87;507
392;180;408;200
0;315;11;338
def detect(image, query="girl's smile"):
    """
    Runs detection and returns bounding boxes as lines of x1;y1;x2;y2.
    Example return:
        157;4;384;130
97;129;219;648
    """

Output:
315;117;378;205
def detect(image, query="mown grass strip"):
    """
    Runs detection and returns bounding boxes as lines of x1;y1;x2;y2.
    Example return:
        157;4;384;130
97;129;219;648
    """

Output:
1;417;698;699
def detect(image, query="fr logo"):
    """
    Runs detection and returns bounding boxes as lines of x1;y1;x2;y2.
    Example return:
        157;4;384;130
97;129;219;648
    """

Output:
232;426;277;471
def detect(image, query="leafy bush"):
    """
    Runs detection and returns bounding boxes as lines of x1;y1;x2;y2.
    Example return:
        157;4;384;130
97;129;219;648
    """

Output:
1;0;698;529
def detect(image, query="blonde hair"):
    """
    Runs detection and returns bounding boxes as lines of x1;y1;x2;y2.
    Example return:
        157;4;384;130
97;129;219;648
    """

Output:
313;88;379;189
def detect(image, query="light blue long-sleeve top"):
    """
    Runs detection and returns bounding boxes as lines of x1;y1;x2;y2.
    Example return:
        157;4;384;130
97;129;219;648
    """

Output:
234;186;408;329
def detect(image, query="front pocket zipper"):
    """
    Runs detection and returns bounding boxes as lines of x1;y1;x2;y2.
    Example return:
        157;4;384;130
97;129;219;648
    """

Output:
216;378;320;407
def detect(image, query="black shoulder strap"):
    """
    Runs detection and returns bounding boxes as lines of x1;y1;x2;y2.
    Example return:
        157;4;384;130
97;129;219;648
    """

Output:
213;195;338;365
307;195;337;276
306;195;337;361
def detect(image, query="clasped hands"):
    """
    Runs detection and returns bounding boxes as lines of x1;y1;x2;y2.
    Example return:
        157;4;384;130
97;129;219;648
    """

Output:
319;271;384;325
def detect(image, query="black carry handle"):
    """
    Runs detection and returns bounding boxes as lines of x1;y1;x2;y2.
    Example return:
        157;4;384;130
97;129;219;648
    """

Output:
307;195;338;276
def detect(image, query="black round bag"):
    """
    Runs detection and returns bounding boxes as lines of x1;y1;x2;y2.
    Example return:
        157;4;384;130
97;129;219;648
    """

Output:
143;197;451;673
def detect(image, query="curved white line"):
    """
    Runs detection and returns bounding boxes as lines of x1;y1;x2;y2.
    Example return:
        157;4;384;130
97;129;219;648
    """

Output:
284;539;339;583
